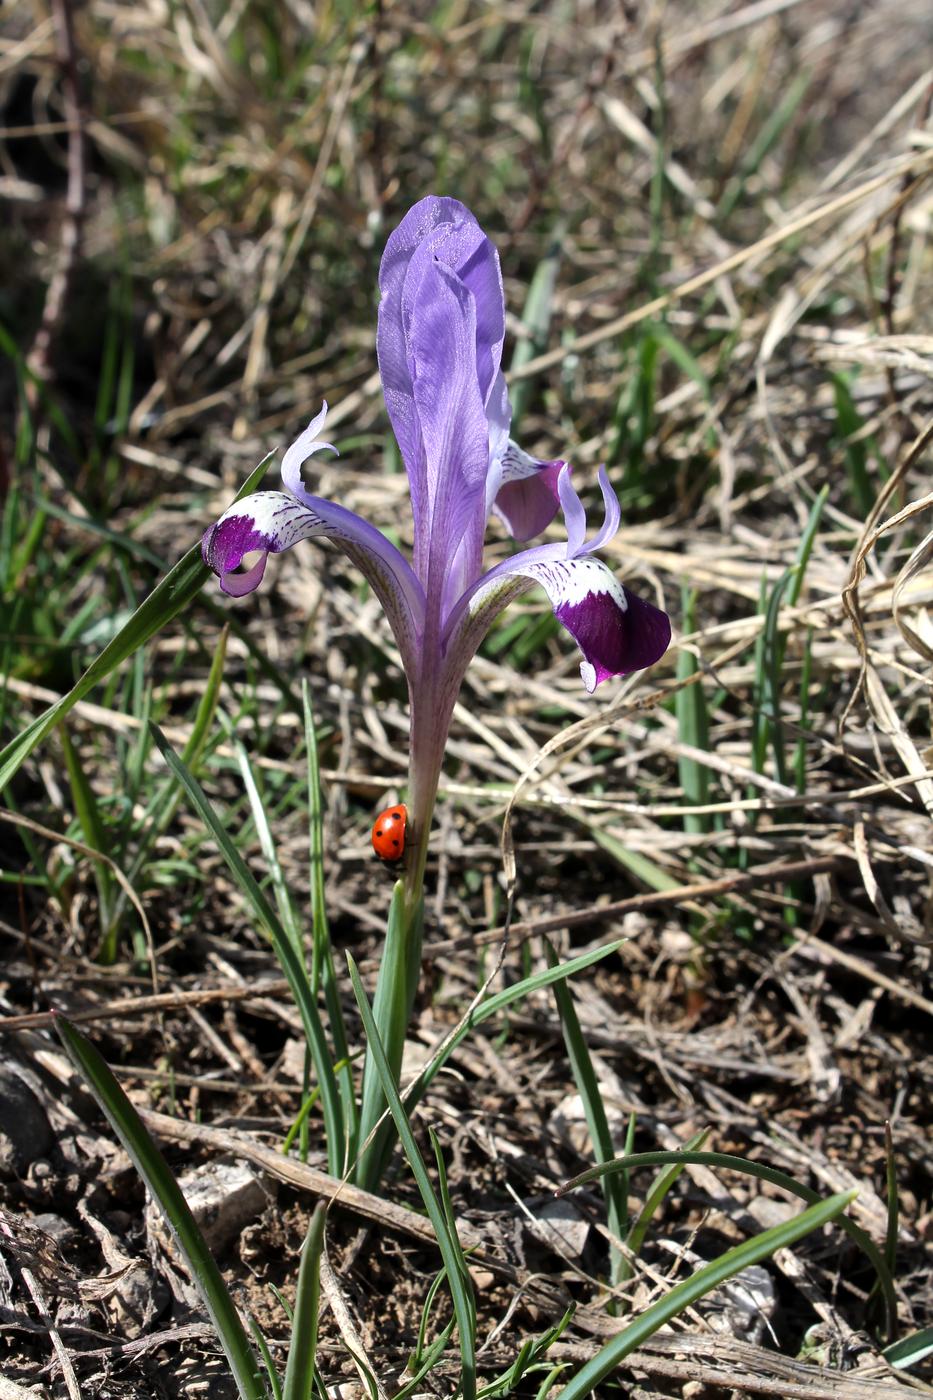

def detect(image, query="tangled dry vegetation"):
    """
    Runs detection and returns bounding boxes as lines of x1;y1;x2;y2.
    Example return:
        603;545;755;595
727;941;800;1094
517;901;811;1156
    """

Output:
1;0;932;1396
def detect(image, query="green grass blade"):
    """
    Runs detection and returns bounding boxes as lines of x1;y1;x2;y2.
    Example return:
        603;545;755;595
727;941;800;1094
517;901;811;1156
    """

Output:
558;1189;856;1400
793;627;814;794
302;682;355;1144
235;736;306;962
54;1014;267;1400
544;939;627;1289
883;1122;898;1277
249;1321;283;1400
282;1203;326;1400
405;940;625;1112
717;69;812;223
788;484;829;609
759;484;828;792
761;567;794;788
59;726;117;960
149;723;346;1175
650;325;711;403
832;372;875;517
112;626;228;935
0;453;274;794
560;1149;895;1332
884;1325;933;1371
395;1268;455;1400
508;221;565;428
675;589;710;836
184;625;230;766
430;1127;475;1316
589;829;680;891
355;882;423;1190
624;1129;710;1260
534;1363;570;1400
348;955;476;1400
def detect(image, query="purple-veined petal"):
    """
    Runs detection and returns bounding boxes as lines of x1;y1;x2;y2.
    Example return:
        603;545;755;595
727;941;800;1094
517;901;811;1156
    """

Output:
203;465;427;675
444;544;670;693
282;421;427;665
443;454;670;691
377;195;506;588
534;558;671;692
491;440;565;543
406;253;490;604
202;491;328;597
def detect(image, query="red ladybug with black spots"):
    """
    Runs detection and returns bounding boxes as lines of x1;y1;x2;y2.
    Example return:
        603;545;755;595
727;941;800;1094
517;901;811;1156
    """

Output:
371;803;407;864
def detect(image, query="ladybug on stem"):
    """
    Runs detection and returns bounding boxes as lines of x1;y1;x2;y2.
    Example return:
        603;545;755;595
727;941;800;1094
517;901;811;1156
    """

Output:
371;803;407;864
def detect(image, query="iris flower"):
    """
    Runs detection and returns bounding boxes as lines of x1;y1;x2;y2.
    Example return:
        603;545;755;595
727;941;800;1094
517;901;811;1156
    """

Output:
202;196;670;897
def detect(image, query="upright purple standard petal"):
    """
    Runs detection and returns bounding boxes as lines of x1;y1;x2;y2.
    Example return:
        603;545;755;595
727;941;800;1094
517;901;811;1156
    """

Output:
377;196;505;589
405;254;491;614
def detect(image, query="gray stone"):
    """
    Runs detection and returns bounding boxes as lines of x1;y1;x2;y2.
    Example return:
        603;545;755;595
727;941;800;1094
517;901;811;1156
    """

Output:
0;1068;53;1179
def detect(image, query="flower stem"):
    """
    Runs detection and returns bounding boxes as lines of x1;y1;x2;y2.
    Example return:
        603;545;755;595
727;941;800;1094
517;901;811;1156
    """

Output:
402;672;456;917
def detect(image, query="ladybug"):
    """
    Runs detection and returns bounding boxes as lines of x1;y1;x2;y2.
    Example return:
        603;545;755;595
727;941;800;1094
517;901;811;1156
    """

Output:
371;803;407;864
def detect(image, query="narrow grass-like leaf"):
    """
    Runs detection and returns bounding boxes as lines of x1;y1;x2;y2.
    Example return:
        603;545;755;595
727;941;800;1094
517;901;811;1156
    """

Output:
282;1203;326;1400
761;567;794;787
589;828;680;891
235;736;306;962
355;882;424;1190
868;1120;901;1333
0;453;274;794
508;223;565;428
411;1267;453;1373
476;1307;575;1399
395;1272;455;1400
110;626;228;939
545;939;627;1289
651;325;711;403
884;1325;933;1370
883;1122;898;1277
560;1149;895;1333
557;1189;856;1400
249;1321;283;1400
793;627;814;794
624;1128;710;1261
348;955;476;1400
676;590;710;837
406;940;625;1112
717;69;812;222
430;1127;475;1317
59;726;117;960
54;1014;267;1400
396;1327;456;1400
184;627;230;767
788;485;829;610
752;485;828;800
534;1363;570;1400
832;372;876;518
302;682;355;1145
150;723;345;1175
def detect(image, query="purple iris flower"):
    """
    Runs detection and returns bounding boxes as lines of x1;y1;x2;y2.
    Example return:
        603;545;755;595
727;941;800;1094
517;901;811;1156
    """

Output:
202;196;670;883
